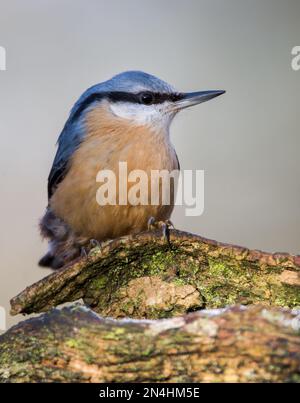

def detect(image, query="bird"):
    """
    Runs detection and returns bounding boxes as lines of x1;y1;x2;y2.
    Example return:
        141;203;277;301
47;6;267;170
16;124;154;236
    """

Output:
39;71;225;269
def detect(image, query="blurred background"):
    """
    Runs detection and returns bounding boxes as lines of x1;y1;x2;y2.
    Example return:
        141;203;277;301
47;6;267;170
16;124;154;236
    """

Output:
0;0;299;329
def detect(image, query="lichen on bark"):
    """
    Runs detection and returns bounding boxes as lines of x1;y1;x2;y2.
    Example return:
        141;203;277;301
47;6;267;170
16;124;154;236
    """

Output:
10;230;300;319
2;229;300;383
1;304;300;383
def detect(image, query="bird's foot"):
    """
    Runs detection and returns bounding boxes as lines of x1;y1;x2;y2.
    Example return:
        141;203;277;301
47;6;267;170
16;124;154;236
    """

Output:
80;239;102;260
147;217;174;244
80;246;88;259
89;238;102;249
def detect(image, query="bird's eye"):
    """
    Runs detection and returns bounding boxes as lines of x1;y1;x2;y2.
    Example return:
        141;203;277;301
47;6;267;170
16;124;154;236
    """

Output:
139;92;155;105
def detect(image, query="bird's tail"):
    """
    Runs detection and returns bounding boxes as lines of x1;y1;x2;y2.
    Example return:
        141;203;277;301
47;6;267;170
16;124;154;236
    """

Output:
39;207;87;269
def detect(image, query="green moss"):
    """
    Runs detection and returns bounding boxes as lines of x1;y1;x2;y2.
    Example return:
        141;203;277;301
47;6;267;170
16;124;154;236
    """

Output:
172;278;186;286
119;300;135;316
84;355;96;365
272;284;300;308
142;249;177;275
140;345;156;357
65;339;81;349
82;241;300;318
102;327;126;340
208;260;235;278
91;276;108;289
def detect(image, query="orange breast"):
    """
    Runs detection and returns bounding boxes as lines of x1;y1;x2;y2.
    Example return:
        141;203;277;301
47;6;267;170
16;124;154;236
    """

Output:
50;103;179;240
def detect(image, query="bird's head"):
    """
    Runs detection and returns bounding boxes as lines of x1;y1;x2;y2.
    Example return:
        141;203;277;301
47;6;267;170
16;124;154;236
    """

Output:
70;71;225;135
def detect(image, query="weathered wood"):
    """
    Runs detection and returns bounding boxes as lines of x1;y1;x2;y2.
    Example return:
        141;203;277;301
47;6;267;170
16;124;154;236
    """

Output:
0;304;299;383
10;230;300;319
3;230;300;383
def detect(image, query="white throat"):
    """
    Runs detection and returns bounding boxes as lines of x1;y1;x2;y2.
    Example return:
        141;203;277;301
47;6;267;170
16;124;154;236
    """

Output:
109;102;175;135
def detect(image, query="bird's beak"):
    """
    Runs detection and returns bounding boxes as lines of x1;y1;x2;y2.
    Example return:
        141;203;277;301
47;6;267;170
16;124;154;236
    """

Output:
173;90;225;111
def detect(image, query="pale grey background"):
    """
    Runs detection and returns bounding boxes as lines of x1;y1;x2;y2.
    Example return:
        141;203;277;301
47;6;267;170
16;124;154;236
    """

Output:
0;0;299;329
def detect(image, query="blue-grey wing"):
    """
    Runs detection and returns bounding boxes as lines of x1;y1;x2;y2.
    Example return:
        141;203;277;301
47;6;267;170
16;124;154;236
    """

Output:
48;82;108;199
48;119;85;199
175;151;180;170
47;157;68;200
47;86;97;199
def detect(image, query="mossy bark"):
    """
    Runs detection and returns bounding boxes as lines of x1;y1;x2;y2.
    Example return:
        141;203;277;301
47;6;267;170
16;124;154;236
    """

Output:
10;230;300;319
1;304;300;383
3;229;300;383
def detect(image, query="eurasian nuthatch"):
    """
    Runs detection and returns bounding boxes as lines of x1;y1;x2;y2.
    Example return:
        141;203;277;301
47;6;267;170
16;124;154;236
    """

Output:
39;71;224;269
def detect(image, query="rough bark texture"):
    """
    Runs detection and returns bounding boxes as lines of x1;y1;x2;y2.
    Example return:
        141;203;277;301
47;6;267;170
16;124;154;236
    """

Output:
10;230;300;319
0;304;300;383
2;229;300;383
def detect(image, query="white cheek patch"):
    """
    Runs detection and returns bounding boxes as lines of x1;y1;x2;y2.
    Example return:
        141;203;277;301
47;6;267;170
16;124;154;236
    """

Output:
110;102;174;133
110;102;155;124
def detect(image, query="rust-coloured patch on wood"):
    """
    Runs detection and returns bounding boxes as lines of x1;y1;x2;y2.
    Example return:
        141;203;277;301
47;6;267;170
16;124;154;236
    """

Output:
279;270;300;287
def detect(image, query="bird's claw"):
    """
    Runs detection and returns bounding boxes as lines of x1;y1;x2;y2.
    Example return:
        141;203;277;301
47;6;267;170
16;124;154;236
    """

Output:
89;239;101;249
80;246;88;259
147;217;174;244
147;216;156;231
81;239;102;260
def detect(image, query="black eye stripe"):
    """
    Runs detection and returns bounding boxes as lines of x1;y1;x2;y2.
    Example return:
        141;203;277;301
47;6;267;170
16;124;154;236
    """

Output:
107;91;183;104
70;91;183;123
